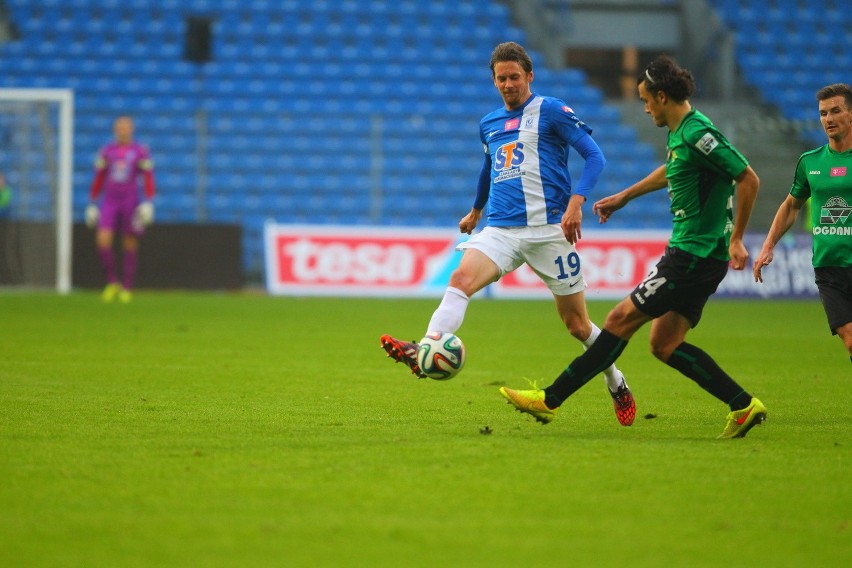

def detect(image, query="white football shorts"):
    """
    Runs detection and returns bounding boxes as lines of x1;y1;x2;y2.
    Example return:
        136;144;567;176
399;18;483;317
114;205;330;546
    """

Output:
457;224;587;295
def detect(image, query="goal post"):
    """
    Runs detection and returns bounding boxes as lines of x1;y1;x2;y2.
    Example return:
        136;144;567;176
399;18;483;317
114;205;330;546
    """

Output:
0;88;74;294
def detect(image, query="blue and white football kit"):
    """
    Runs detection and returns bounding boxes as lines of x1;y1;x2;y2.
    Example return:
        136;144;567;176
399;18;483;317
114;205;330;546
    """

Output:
458;93;606;295
381;52;633;421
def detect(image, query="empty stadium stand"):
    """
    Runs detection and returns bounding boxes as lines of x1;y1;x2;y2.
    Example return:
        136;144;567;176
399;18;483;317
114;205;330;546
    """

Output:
1;0;664;281
714;0;850;145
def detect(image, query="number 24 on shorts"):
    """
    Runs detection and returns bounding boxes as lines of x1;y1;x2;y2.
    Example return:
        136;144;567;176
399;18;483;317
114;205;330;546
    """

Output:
633;267;667;305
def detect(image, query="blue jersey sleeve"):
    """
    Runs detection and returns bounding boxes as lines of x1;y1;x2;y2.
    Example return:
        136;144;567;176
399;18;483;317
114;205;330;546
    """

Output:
549;99;593;143
542;98;604;198
473;153;491;210
569;133;606;199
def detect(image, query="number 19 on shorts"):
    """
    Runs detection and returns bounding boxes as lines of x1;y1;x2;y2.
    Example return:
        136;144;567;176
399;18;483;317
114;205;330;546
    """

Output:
554;252;581;280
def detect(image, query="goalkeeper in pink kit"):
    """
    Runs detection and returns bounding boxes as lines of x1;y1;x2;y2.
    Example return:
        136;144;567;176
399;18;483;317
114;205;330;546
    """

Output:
85;116;155;302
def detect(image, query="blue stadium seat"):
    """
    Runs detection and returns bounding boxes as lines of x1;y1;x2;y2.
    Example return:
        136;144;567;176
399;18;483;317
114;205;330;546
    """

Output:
716;0;851;138
0;0;670;276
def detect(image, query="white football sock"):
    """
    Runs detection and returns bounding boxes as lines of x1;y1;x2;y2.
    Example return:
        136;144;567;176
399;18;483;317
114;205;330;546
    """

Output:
426;286;470;335
583;322;627;392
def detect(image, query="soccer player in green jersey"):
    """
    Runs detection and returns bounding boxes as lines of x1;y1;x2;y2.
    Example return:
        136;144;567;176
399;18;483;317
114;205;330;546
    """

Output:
754;83;852;362
499;55;767;439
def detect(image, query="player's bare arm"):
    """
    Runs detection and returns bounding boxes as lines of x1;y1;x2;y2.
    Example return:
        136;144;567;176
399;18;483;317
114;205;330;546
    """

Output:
729;165;760;270
753;194;806;282
459;208;483;234
593;191;628;224
561;194;585;243
594;164;668;223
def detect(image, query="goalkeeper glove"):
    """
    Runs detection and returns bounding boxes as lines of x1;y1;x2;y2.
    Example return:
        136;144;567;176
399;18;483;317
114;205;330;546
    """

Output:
133;201;154;230
85;203;99;228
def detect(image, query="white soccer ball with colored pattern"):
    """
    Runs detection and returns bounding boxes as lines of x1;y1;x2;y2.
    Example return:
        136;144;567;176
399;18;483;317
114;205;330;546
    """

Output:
416;332;466;380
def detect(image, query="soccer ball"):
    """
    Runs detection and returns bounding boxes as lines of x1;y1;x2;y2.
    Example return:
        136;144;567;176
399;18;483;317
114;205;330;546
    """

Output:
416;332;466;380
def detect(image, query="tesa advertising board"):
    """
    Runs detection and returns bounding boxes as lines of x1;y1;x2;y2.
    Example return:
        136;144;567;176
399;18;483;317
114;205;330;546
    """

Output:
263;223;670;299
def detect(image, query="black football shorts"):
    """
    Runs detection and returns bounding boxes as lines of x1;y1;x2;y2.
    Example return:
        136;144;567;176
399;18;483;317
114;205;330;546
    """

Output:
814;266;852;334
630;246;729;327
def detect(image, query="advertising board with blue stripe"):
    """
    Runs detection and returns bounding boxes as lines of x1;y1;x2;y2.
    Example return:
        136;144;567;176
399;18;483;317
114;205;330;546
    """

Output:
263;223;818;299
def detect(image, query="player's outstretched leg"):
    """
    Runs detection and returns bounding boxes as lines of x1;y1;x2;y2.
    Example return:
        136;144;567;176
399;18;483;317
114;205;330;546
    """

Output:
718;398;767;439
380;334;426;378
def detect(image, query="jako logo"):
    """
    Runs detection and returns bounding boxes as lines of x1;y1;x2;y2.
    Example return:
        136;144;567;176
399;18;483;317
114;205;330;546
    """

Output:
494;141;525;170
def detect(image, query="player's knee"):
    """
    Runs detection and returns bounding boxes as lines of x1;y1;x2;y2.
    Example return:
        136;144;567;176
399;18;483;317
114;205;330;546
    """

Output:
563;317;590;342
603;301;631;331
649;341;673;362
448;270;472;292
122;237;139;251
838;324;852;354
448;269;489;296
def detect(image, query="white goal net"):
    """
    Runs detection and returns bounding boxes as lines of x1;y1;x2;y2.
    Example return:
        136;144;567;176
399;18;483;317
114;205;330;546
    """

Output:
0;88;73;293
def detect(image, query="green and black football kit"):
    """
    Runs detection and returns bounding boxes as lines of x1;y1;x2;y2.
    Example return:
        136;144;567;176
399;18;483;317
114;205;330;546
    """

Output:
790;144;852;332
631;109;748;326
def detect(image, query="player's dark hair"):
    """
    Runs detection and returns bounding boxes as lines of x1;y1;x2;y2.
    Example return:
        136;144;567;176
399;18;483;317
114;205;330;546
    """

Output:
638;55;695;103
490;42;533;76
816;83;852;109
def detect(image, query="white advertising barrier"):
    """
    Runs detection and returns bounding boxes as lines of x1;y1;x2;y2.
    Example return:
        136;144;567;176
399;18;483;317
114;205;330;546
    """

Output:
264;223;822;299
264;222;670;299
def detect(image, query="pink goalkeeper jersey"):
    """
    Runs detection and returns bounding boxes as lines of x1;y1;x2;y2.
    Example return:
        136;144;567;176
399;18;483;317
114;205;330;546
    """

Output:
90;141;154;201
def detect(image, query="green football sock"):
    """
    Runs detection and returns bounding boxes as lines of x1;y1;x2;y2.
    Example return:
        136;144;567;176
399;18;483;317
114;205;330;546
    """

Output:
666;342;751;411
545;329;627;408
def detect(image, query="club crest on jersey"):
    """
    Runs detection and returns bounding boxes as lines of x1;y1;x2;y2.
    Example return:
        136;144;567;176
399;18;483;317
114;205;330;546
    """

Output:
110;160;130;182
504;118;519;131
819;196;851;226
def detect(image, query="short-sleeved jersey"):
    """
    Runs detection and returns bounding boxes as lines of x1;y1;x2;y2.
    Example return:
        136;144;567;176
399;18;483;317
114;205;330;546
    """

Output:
665;108;748;260
479;94;593;226
790;145;852;268
94;142;153;200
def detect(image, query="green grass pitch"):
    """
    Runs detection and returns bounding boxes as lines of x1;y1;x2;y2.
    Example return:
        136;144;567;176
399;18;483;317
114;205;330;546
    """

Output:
0;292;849;567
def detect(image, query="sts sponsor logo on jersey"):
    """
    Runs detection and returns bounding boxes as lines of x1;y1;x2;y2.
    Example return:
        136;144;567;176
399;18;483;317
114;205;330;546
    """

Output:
493;141;525;183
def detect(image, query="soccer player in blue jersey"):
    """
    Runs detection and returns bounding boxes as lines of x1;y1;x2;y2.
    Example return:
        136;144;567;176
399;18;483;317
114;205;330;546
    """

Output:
382;42;636;426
